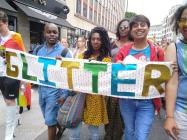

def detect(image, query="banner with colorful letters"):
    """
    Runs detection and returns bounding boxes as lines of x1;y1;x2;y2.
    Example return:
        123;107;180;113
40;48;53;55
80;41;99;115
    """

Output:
0;48;172;99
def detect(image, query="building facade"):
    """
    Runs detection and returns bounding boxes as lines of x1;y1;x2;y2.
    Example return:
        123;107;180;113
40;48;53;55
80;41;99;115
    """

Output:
161;5;180;42
65;0;126;41
148;24;162;43
0;0;73;51
148;5;180;44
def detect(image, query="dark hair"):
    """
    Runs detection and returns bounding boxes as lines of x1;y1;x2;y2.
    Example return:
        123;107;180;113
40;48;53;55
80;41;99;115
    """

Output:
44;23;58;32
0;10;8;23
116;19;130;39
129;15;150;31
77;36;86;42
84;27;111;61
171;4;187;35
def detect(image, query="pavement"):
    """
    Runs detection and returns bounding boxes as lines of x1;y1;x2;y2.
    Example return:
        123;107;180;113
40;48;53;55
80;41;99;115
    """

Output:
0;87;170;140
0;87;46;140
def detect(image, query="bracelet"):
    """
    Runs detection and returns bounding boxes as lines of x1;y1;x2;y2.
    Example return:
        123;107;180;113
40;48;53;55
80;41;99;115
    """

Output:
166;116;174;119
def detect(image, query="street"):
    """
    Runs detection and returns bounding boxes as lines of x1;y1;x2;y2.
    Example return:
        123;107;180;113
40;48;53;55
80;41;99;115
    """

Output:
0;88;169;140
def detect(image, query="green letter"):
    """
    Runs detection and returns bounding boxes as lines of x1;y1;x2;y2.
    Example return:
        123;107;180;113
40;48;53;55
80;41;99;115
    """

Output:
21;53;37;81
84;63;107;93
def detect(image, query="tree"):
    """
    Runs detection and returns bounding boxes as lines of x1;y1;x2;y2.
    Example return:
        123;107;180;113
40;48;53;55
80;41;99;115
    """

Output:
125;12;137;19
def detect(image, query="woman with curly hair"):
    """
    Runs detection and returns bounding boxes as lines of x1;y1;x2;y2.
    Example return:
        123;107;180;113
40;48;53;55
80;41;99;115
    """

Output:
68;26;111;140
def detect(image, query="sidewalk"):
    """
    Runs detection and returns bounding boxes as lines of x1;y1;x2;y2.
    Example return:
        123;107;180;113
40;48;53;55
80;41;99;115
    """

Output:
0;88;47;140
0;88;105;140
0;87;169;140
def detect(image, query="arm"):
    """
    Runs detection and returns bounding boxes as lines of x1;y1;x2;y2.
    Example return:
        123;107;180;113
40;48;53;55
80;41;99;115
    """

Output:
164;43;179;140
58;89;70;105
115;49;124;64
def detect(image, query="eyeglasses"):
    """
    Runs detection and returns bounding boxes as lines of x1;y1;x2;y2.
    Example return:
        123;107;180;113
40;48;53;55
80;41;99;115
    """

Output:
178;18;187;26
119;26;129;30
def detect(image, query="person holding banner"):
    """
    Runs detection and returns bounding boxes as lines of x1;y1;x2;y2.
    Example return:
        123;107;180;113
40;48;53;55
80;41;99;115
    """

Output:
115;15;164;140
104;18;131;140
0;10;26;140
68;26;111;140
164;4;187;140
36;23;72;140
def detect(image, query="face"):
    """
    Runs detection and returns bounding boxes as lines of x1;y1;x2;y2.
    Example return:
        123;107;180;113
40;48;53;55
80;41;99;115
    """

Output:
119;21;129;37
130;21;149;40
0;20;8;36
91;33;102;51
44;24;59;46
161;37;167;46
61;38;69;48
178;8;187;40
77;37;86;48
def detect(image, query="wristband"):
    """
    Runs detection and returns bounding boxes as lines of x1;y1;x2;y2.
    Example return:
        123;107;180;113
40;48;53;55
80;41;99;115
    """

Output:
166;116;174;119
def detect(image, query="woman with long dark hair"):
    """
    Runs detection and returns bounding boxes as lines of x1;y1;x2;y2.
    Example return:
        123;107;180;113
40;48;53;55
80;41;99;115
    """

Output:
104;18;131;140
68;26;111;140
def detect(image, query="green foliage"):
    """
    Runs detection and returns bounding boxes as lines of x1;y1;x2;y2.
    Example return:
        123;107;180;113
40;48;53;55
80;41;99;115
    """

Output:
125;12;137;19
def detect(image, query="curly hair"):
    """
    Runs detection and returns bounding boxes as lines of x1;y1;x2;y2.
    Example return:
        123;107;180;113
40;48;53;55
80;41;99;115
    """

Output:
171;4;187;35
83;27;111;61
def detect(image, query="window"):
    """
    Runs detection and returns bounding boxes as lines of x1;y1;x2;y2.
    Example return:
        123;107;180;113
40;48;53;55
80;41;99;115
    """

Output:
98;14;101;25
90;0;93;5
76;0;81;14
94;11;97;23
102;16;104;25
89;7;93;20
83;2;88;18
89;0;93;21
94;0;98;23
8;16;17;31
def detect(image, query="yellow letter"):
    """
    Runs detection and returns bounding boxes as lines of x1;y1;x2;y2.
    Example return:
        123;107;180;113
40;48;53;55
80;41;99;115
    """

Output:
61;61;80;89
6;51;19;77
142;64;171;96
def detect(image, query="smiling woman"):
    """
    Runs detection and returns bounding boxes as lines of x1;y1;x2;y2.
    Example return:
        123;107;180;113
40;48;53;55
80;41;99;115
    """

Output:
115;14;164;140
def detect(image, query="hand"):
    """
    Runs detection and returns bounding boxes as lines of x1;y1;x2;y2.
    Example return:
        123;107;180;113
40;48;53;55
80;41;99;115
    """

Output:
20;81;27;93
58;97;65;105
164;117;179;140
116;60;126;66
56;56;62;60
112;97;119;103
171;62;178;72
89;57;96;61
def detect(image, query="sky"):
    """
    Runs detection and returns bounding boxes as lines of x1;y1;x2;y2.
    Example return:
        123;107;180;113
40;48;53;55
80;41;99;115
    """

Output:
127;0;184;25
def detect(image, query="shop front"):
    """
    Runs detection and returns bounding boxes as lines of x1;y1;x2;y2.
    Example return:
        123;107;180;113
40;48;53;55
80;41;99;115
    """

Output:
8;0;74;51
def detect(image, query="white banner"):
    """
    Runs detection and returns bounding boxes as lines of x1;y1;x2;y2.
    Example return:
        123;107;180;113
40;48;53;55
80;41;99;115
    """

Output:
2;48;172;99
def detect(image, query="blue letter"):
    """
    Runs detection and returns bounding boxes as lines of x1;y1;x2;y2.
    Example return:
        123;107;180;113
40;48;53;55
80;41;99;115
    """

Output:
38;57;56;87
111;64;137;96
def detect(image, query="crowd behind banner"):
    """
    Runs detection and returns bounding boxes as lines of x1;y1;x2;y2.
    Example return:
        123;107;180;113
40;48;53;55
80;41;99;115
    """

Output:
0;3;187;140
1;48;172;99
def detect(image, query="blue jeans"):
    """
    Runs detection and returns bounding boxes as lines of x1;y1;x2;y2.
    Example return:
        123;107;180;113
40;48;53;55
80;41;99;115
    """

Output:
39;90;60;126
119;99;155;140
69;123;100;140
